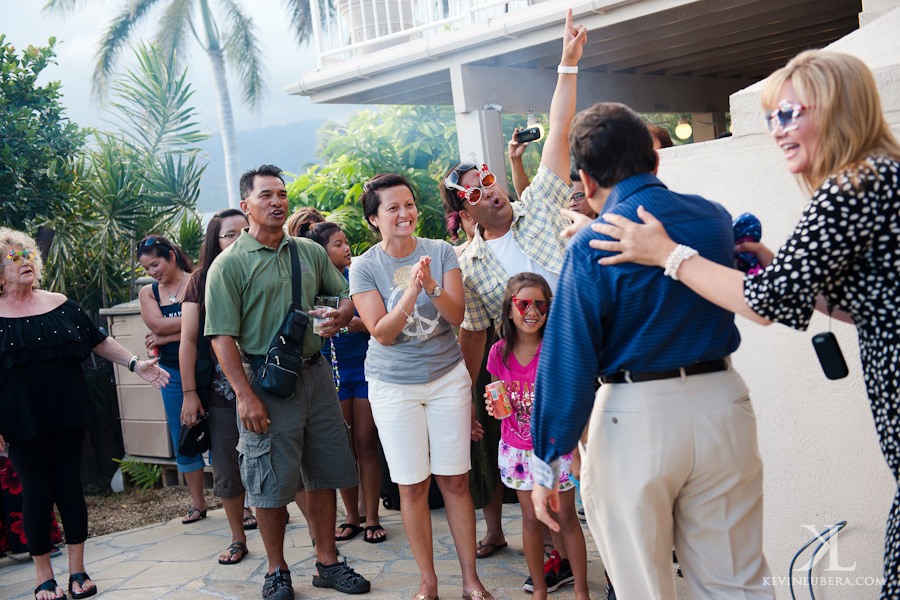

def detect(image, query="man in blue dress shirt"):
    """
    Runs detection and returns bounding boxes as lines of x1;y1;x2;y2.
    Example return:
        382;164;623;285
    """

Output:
530;103;775;600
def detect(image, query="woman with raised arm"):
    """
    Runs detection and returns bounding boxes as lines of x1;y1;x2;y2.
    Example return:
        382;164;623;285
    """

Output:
590;51;900;599
0;228;169;600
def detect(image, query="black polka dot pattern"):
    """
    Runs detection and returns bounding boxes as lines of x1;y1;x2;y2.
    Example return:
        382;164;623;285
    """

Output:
744;155;900;599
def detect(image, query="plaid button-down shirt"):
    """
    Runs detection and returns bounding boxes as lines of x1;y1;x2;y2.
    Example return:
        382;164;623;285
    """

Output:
459;165;571;331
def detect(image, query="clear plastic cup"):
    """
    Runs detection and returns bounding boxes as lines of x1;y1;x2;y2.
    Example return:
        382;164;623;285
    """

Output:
312;306;332;336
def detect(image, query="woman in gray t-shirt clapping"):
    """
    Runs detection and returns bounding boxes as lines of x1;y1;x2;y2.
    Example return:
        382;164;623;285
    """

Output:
351;174;494;600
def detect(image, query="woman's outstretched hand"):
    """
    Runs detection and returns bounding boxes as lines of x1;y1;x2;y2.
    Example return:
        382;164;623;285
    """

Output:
589;205;676;267
135;358;171;389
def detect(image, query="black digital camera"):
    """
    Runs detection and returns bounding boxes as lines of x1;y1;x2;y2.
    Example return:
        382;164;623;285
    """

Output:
515;126;542;143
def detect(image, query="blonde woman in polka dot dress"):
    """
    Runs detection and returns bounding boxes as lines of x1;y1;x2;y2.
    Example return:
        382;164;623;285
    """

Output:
587;50;900;599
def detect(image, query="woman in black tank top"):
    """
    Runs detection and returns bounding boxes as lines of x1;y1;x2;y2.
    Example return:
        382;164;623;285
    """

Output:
136;235;208;524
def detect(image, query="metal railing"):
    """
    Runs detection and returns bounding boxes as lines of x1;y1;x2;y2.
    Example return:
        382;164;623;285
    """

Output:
308;0;537;67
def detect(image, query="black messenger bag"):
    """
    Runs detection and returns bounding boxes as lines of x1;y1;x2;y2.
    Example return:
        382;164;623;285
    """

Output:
254;239;311;398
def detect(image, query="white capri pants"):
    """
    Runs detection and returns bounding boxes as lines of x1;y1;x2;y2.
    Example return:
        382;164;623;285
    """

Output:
581;366;775;600
369;360;472;485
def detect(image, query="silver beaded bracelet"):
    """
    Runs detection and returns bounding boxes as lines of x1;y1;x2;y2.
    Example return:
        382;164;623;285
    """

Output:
399;304;415;325
663;244;698;281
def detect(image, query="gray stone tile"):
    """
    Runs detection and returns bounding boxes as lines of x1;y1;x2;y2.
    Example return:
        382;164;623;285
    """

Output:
0;503;688;600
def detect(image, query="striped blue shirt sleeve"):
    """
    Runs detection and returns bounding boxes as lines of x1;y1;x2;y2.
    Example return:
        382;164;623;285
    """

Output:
530;237;605;488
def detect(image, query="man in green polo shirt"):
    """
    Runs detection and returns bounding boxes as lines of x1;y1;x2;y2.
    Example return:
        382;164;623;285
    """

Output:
206;165;370;599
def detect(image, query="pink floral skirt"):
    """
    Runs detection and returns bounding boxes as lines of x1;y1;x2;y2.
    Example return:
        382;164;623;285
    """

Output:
498;439;574;492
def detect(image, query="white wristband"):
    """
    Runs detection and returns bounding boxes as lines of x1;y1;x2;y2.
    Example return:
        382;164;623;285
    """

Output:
663;245;698;281
557;65;578;74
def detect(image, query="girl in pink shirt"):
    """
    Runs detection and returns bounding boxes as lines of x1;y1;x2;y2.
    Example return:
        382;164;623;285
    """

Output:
485;273;589;600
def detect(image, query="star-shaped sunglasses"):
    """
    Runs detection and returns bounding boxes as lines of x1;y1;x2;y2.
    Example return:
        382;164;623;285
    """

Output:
766;100;814;133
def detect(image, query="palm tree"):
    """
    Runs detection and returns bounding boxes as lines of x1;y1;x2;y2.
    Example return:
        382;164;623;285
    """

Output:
44;43;207;308
45;0;322;208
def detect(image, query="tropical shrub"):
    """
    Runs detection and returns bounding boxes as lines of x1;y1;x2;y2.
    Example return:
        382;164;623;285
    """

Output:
0;36;86;231
287;105;543;251
44;43;207;309
112;456;163;490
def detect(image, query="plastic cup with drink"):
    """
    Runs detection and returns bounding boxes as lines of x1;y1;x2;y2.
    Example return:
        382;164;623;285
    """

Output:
312;295;339;336
312;306;332;335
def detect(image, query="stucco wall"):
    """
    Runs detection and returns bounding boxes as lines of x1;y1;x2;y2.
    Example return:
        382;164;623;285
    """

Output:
655;7;900;599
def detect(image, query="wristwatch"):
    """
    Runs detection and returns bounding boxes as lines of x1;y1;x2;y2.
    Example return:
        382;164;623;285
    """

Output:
427;285;442;299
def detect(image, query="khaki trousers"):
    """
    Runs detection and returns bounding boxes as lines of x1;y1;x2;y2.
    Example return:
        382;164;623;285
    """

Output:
580;367;775;600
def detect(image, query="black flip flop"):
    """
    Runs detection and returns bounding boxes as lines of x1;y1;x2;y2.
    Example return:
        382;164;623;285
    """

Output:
69;572;97;599
334;523;364;541
34;579;65;600
364;524;387;544
218;541;249;565
475;541;508;559
182;507;207;524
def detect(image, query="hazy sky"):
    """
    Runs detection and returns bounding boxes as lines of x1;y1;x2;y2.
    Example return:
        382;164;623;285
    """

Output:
2;0;360;133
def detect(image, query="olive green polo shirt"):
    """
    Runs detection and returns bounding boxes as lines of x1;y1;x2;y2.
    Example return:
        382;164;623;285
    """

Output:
204;229;349;356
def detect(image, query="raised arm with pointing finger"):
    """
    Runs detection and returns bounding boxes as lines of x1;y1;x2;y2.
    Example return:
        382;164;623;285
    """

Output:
438;8;587;559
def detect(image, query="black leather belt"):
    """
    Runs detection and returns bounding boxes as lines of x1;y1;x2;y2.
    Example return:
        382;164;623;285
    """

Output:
601;359;728;384
245;352;321;373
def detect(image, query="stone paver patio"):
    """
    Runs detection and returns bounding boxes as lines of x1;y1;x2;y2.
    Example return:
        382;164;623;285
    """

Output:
0;501;692;599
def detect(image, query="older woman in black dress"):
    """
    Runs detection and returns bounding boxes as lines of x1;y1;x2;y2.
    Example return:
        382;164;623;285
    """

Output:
590;51;900;599
0;228;169;600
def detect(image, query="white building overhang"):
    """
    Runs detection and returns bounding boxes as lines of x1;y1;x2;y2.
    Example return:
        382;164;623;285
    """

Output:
285;0;861;114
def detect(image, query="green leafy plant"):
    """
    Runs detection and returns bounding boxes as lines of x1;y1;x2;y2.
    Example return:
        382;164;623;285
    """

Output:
287;105;546;249
43;42;207;309
288;106;459;250
112;457;163;490
0;36;86;230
